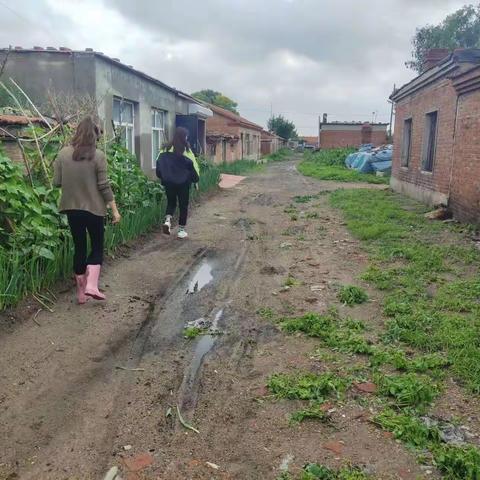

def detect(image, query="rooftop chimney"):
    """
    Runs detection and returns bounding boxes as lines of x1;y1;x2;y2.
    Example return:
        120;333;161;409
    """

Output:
322;113;328;123
423;48;450;71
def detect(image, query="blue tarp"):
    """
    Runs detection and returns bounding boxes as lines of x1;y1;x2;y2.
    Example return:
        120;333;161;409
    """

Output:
371;161;392;174
346;144;392;174
345;153;358;168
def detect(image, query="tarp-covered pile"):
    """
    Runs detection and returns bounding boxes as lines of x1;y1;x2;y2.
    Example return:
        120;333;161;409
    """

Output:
345;144;392;175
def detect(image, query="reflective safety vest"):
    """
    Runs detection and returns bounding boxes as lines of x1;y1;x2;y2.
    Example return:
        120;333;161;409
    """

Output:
160;147;200;178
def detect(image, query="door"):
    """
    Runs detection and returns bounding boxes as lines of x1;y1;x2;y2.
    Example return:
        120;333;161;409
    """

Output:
222;140;227;163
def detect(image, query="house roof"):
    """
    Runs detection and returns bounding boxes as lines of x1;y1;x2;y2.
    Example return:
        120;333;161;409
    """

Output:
300;136;318;144
391;48;480;102
0;47;202;105
0;114;47;126
206;103;263;131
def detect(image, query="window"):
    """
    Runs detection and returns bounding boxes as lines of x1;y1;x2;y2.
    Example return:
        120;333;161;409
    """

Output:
401;118;412;167
152;109;166;167
113;98;135;154
422;111;438;172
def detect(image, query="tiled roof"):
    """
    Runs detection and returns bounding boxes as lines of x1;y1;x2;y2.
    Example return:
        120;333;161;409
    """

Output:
206;103;263;131
0;114;47;126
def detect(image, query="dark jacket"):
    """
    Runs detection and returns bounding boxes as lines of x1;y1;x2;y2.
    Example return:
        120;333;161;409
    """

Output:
156;151;199;186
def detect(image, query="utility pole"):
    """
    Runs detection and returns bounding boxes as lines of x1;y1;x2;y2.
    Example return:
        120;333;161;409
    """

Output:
388;83;396;140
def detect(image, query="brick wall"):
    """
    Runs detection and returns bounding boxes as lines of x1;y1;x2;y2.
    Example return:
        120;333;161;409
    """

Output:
391;79;457;200
450;89;480;222
320;130;386;149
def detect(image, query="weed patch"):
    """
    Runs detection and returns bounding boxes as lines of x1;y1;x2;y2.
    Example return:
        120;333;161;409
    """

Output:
290;402;331;424
268;372;350;401
375;373;439;411
338;285;368;306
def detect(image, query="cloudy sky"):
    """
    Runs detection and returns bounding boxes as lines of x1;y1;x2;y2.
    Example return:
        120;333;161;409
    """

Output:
0;0;467;134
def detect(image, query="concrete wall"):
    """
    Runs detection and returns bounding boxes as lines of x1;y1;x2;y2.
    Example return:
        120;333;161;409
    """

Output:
94;57;179;174
0;50;95;109
391;78;457;202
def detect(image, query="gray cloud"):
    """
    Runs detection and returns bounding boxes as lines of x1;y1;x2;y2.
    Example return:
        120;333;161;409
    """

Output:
0;0;467;133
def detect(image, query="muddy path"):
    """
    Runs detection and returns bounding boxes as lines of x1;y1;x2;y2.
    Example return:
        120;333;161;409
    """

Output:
0;158;429;480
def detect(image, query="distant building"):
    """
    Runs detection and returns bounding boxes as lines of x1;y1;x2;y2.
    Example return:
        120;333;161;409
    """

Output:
319;117;388;149
0;47;212;176
261;130;286;155
205;104;262;164
299;136;318;150
390;48;480;223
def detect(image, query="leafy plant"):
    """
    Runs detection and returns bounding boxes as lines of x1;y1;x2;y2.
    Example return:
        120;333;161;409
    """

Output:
338;285;368;306
375;372;439;411
268;372;350;401
184;327;204;339
290;402;330;424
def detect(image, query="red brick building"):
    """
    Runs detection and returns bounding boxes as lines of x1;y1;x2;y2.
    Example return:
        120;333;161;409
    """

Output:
205;104;262;164
261;130;287;155
318;121;388;149
391;48;480;223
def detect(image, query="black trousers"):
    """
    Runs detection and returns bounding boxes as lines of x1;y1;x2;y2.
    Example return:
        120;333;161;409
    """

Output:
66;210;105;275
165;183;190;226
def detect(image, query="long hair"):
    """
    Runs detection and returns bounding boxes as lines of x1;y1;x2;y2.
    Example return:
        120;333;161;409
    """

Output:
72;116;99;161
163;126;190;156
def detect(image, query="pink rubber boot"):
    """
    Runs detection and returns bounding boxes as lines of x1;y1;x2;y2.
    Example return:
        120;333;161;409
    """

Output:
85;265;106;300
75;274;87;305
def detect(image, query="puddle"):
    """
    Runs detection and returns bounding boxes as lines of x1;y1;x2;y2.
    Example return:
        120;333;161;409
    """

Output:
179;309;224;410
186;260;213;294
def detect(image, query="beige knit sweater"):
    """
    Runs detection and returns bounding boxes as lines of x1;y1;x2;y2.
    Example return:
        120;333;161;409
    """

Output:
53;146;114;217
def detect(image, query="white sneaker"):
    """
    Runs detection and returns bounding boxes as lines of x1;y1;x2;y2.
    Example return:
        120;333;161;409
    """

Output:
163;217;171;235
177;229;188;239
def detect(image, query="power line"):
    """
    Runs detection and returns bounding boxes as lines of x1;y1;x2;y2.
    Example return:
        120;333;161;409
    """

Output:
0;1;64;45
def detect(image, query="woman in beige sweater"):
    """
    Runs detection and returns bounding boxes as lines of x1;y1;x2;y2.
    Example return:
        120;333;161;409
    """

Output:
53;117;121;304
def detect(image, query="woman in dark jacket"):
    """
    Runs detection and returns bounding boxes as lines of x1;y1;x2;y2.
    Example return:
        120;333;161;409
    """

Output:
53;117;121;304
156;127;199;239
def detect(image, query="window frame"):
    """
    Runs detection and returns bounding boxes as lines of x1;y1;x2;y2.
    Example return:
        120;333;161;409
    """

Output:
401;117;413;168
113;97;135;155
421;110;438;173
151;108;166;168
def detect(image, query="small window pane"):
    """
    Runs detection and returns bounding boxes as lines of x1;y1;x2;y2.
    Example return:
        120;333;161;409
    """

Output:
152;130;160;163
113;99;121;123
422;112;437;172
123;102;133;123
401;119;412;167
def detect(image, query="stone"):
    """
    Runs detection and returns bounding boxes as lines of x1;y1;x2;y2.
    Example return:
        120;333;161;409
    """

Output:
322;441;344;455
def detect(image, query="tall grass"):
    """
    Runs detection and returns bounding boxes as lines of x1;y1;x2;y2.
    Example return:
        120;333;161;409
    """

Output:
298;148;388;185
216;148;291;176
0;163;220;311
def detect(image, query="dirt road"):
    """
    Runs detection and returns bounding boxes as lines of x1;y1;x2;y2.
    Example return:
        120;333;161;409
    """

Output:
0;158;427;479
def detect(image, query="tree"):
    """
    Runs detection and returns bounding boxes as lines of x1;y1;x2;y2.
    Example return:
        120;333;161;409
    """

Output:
191;89;239;114
267;115;298;140
407;4;480;73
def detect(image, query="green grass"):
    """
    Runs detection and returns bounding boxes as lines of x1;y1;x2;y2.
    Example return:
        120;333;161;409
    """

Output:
268;372;350;401
217;148;291;176
290;402;331;424
374;409;480;479
298;149;388;185
374;372;439;411
299;464;373;480
183;326;205;339
330;189;480;393
278;309;373;355
338;285;368;305
217;158;264;175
